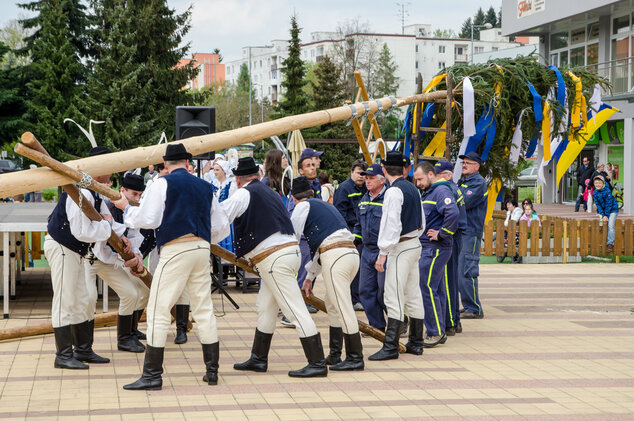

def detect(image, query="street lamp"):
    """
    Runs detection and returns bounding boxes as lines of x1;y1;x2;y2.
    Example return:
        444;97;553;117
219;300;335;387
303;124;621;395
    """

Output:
471;22;493;64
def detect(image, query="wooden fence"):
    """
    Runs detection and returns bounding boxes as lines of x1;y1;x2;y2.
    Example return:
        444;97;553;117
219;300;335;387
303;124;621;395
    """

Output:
482;210;634;260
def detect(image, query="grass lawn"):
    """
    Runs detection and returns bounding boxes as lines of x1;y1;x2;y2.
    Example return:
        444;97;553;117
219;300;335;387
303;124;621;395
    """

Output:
517;186;536;203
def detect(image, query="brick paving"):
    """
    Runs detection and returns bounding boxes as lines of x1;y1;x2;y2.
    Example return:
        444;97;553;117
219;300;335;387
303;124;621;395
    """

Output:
1;263;634;420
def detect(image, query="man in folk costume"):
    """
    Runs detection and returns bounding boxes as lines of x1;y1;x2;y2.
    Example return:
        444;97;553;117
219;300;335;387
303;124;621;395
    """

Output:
43;146;116;369
290;176;364;371
222;157;328;378
370;151;426;361
113;143;230;390
86;173;150;351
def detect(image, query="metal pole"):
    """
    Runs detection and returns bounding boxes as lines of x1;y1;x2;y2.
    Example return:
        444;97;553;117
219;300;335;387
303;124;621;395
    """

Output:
249;47;252;126
470;24;474;64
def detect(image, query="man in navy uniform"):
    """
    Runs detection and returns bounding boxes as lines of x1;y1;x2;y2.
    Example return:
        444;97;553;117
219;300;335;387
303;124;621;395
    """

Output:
353;164;387;331
434;160;467;335
370;151;426;360
414;161;459;347
223;157;328;378
457;152;487;319
290;176;363;371
114;143;229;390
334;159;367;311
43;146;115;369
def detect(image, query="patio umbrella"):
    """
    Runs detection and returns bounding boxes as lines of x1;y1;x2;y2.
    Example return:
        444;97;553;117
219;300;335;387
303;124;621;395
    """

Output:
287;129;306;176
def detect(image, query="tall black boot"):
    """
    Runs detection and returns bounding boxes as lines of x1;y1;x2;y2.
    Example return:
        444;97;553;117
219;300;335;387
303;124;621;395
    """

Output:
123;345;164;390
72;320;110;363
325;326;343;365
174;305;189;344
118;314;145;353
201;342;220;385
132;310;146;340
368;317;401;361
404;317;424;355
288;333;328;378
233;329;273;372
330;332;364;371
54;325;89;369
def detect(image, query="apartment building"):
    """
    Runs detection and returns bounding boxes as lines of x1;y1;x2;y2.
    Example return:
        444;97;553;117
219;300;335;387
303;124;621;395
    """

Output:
178;52;225;91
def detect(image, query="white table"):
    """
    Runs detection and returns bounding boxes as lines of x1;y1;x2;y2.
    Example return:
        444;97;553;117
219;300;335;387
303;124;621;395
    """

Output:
0;203;54;318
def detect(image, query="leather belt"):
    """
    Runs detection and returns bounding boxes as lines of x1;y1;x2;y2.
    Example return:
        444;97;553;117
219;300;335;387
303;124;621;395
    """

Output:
399;236;417;243
319;241;356;254
164;234;206;247
249;242;298;266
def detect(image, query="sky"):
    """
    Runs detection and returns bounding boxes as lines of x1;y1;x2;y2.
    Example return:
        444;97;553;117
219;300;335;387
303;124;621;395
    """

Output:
0;0;501;62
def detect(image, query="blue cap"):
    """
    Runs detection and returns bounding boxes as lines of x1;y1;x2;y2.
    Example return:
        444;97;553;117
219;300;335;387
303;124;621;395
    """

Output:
300;147;324;160
403;155;411;167
360;163;384;176
434;160;454;173
458;151;483;165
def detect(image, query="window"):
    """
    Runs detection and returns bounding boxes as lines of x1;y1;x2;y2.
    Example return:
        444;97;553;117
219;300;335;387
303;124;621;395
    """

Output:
613;15;630;35
492;47;498;51
415;44;418;52
415;61;418;68
571;27;585;45
586;43;598;71
475;46;484;53
560;50;568;67
587;22;600;40
439;45;445;53
550;32;568;50
611;36;629;92
550;53;558;67
456;47;463;55
438;61;445;69
570;46;584;67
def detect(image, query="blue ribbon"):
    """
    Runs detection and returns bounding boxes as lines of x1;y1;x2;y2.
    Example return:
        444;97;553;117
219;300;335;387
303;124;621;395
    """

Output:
547;65;566;113
465;106;496;161
526;137;538;158
526;80;542;123
552;134;568;163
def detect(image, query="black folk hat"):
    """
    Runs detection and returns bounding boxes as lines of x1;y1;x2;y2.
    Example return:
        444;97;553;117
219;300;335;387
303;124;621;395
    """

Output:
163;143;192;161
291;176;312;197
121;174;145;192
233;157;259;176
89;146;112;156
381;151;407;167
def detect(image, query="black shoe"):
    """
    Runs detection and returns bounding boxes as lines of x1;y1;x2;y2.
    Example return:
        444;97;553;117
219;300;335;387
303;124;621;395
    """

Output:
306;303;318;314
423;333;447;348
280;315;296;328
72;320;110;363
118;314;145;353
201;342;220;385
446;326;456;336
455;321;463;333
233;329;273;372
325;326;343;365
53;326;89;370
288;333;328;378
123;345;164;390
462;312;484;319
368;318;401;361
132;310;146;340
404;317;424;355
174;305;189;344
330;332;364;371
459;308;466;313
399;316;409;338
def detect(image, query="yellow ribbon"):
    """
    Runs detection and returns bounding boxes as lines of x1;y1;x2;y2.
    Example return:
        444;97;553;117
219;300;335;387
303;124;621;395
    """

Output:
567;72;583;128
422;122;446;156
425;73;446;93
484;178;502;226
541;101;551;161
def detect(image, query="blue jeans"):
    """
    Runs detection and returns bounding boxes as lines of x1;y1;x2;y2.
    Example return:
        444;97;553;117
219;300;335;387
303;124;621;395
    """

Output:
607;212;618;246
575;191;587;211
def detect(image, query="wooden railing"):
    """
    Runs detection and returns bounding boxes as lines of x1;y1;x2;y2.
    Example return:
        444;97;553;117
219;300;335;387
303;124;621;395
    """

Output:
482;210;634;260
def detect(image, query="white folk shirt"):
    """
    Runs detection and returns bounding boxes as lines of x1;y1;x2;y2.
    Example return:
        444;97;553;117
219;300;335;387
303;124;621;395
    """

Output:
92;201;143;269
290;200;354;280
221;181;297;259
67;189;112;244
122;176;230;245
377;184;425;256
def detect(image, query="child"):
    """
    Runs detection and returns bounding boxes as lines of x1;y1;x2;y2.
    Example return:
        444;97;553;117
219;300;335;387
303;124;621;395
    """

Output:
592;174;619;254
520;203;541;227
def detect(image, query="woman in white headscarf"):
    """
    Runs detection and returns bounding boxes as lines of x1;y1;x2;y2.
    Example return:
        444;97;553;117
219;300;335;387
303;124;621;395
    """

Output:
211;160;236;251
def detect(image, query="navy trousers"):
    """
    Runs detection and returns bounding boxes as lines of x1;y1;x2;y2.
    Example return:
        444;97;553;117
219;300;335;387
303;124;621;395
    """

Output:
296;237;311;287
419;245;451;337
445;232;461;328
358;245;386;330
458;234;484;315
349;243;363;304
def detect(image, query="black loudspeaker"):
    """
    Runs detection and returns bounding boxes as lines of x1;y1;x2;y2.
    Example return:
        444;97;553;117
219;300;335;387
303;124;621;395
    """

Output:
175;106;216;160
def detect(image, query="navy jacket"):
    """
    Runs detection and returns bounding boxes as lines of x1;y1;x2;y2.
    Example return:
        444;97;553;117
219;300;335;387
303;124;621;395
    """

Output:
353;187;386;248
459;172;487;236
420;180;460;249
334;178;367;230
446;180;467;234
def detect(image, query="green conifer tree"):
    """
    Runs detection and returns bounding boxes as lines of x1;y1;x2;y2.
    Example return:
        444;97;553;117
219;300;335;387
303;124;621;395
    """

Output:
485;6;498;28
276;14;309;117
374;44;399;98
0;42;27;146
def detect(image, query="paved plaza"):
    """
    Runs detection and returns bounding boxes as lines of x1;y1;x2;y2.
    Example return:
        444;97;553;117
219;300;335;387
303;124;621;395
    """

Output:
1;263;633;420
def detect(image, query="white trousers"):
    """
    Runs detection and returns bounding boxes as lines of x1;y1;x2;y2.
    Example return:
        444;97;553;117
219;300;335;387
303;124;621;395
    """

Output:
44;235;92;327
383;238;425;321
320;247;360;334
148;246;188;305
85;260;150;316
146;240;218;347
254;245;318;338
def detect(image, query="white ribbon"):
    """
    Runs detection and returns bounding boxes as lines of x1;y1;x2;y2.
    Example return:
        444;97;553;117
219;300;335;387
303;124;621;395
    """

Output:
463;77;476;138
588;83;601;118
509;109;526;165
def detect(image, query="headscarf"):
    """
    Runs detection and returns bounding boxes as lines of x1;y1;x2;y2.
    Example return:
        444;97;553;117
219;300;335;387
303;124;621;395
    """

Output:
216;160;233;177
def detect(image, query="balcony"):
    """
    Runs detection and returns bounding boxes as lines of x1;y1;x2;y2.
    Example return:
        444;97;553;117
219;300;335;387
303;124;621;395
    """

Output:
585;57;634;95
454;53;469;62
